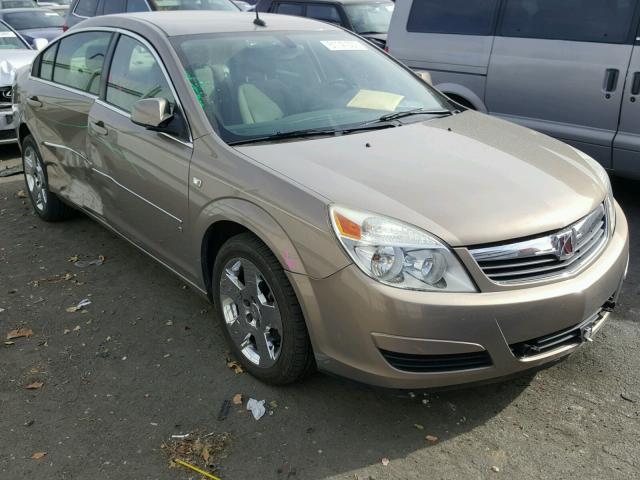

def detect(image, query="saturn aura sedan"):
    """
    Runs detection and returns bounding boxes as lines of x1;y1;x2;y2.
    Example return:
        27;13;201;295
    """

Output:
14;12;629;388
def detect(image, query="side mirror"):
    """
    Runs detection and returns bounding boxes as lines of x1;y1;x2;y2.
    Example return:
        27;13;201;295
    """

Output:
33;38;49;51
416;70;433;86
130;98;173;129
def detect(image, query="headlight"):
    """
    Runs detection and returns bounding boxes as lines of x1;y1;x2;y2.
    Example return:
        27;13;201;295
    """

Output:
330;206;476;292
570;147;616;236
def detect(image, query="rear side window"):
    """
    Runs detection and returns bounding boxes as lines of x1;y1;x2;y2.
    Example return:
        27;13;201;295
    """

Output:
53;32;112;94
74;0;99;16
307;4;341;24
102;0;125;14
106;35;175;113
38;44;57;81
126;0;148;11
2;1;36;7
500;0;638;44
275;2;304;15
406;0;499;36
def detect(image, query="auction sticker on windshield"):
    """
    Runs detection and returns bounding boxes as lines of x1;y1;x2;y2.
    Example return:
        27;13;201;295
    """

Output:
347;89;404;111
0;32;16;38
320;40;367;51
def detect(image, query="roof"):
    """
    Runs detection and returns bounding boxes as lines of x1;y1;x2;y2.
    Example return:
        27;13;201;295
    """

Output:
0;7;57;13
78;11;342;37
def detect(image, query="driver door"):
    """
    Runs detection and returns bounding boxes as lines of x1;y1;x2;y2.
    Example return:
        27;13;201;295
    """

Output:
88;33;193;276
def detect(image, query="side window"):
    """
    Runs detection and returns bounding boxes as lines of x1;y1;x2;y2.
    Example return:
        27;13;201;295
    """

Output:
38;44;58;81
275;2;304;16
406;0;499;36
106;35;175;113
500;0;638;44
74;0;99;16
126;0;149;12
53;32;111;94
103;0;125;14
306;4;342;24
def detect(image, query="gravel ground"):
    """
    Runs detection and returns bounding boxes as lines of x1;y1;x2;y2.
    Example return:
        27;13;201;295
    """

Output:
0;147;638;480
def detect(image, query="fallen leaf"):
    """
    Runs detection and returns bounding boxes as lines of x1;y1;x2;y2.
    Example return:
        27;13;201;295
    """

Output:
68;255;79;262
31;452;46;460
414;423;424;430
73;325;81;332
25;382;44;390
381;457;390;466
17;190;28;198
63;329;71;335
425;435;439;444
232;394;243;405
269;400;278;409
491;466;500;473
226;360;244;374
66;299;91;313
4;341;15;346
7;328;34;340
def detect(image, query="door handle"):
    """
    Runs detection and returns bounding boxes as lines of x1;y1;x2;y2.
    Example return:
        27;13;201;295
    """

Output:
603;69;620;95
26;96;42;108
90;120;108;136
632;72;640;96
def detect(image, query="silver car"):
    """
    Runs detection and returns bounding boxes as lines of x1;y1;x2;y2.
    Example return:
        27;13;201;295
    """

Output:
387;0;640;179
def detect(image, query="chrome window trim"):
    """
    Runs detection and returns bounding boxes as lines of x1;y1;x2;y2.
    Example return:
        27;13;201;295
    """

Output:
29;75;99;100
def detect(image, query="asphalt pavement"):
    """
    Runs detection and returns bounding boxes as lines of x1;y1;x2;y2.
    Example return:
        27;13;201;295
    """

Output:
0;146;638;479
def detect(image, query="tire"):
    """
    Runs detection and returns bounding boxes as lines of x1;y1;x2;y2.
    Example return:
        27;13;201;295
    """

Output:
212;232;315;385
21;135;74;222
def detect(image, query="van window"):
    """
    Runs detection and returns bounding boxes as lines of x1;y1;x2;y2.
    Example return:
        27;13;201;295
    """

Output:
275;2;304;15
500;0;638;44
406;0;499;36
74;0;99;16
127;0;148;11
103;0;125;14
306;4;341;24
53;31;111;94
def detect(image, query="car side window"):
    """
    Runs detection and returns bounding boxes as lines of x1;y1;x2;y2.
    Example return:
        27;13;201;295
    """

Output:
126;0;149;12
306;4;341;24
37;43;58;81
52;32;112;95
74;0;99;16
103;0;125;14
406;0;499;36
275;2;304;15
106;35;175;114
500;0;638;44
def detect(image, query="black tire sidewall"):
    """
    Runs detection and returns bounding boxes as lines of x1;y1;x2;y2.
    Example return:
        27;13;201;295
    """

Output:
212;236;306;383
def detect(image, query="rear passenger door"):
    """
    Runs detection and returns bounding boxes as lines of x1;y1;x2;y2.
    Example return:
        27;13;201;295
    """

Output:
88;33;193;274
486;0;639;169
613;30;640;176
26;31;112;211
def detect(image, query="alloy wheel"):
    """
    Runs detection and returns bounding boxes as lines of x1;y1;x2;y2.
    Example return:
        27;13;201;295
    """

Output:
23;145;48;212
219;257;283;368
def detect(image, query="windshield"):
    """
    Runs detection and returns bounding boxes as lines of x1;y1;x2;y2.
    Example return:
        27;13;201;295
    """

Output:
345;1;394;34
173;30;451;144
149;0;239;10
0;22;27;49
4;11;64;29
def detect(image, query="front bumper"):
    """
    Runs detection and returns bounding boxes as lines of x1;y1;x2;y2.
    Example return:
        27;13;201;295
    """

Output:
289;204;629;389
0;105;18;145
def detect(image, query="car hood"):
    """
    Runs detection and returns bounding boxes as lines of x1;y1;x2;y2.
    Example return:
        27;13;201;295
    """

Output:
0;49;37;85
235;111;608;247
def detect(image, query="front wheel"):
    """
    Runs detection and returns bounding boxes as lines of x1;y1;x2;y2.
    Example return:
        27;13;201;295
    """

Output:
212;233;315;385
21;135;73;222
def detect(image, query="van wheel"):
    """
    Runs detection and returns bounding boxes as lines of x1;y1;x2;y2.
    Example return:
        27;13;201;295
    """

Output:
212;233;315;385
21;135;74;222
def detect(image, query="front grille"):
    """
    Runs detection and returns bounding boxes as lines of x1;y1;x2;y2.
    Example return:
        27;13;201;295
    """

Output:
0;86;12;110
469;204;608;284
510;309;605;359
380;349;492;373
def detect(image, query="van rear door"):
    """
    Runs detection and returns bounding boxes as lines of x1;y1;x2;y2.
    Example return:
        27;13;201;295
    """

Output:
485;0;639;169
613;29;640;177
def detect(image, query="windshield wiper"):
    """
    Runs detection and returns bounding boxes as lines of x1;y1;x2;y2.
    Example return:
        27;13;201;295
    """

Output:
228;123;396;146
378;108;454;122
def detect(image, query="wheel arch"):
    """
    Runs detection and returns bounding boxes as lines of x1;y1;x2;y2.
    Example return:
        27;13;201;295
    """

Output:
18;123;31;149
436;83;488;112
198;198;308;297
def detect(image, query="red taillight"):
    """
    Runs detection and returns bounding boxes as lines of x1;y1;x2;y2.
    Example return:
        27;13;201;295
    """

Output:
62;23;68;32
384;46;389;53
